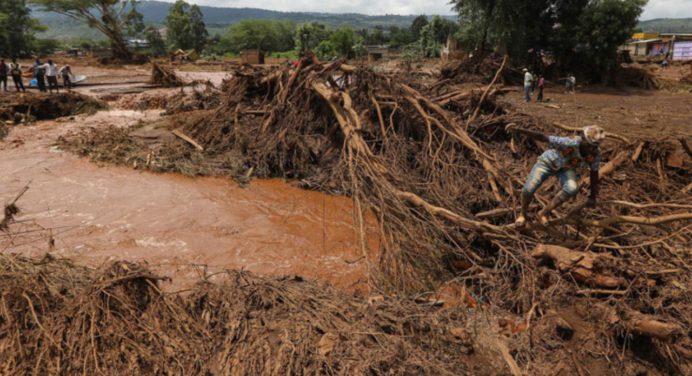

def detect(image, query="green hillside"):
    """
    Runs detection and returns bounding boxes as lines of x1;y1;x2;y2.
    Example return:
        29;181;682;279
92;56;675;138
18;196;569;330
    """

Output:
34;1;449;41
638;18;692;33
31;0;691;43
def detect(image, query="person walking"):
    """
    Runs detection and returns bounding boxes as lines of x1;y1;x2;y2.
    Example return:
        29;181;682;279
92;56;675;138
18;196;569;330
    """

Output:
60;64;72;89
10;58;25;92
506;124;605;226
0;59;9;92
565;73;576;94
537;75;545;102
33;59;47;93
40;60;59;94
523;68;533;102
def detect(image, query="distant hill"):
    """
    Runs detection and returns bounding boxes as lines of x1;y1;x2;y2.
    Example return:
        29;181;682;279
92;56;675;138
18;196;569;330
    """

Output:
34;2;690;42
34;0;444;41
638;18;692;33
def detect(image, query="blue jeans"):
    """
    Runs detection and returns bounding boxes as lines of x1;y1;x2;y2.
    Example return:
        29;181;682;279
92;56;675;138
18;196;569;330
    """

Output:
522;158;578;198
524;85;531;102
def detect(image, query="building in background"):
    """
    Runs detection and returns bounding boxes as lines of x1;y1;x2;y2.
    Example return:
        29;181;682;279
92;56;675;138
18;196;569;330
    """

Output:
621;33;692;61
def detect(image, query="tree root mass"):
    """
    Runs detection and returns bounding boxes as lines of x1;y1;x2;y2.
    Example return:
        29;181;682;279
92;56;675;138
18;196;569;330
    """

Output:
31;57;692;374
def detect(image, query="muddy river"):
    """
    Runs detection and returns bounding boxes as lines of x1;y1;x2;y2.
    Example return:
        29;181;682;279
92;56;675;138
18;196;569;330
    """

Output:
0;110;371;292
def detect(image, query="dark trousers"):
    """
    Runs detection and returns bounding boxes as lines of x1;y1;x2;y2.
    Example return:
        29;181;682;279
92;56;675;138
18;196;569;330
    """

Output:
0;76;7;91
537;87;544;102
62;75;71;89
12;74;25;92
36;74;46;92
46;76;59;93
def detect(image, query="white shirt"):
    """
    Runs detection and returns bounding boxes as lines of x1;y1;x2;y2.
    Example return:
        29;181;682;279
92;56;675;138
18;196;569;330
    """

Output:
524;72;533;87
41;63;58;77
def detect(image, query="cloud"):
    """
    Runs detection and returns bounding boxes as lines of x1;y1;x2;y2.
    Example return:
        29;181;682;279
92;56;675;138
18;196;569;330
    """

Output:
640;0;692;20
152;0;691;19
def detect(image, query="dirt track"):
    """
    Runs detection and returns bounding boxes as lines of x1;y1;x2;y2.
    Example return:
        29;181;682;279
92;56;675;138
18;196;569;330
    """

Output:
503;86;692;139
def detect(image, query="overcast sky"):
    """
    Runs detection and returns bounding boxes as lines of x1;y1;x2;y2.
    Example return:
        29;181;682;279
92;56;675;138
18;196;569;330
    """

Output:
168;0;692;20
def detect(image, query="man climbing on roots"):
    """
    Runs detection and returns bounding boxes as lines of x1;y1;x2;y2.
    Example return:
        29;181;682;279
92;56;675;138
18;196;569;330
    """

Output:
506;124;605;226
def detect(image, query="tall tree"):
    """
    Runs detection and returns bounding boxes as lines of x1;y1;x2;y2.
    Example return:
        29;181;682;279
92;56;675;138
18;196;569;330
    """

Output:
144;26;166;56
295;22;328;53
416;16;460;58
124;4;144;38
30;0;142;60
329;27;359;58
165;0;208;52
410;15;429;40
0;0;43;57
451;0;647;82
577;0;646;82
222;20;295;53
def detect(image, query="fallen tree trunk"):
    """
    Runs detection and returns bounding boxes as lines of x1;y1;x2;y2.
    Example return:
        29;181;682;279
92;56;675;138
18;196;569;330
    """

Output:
625;312;683;340
531;244;626;288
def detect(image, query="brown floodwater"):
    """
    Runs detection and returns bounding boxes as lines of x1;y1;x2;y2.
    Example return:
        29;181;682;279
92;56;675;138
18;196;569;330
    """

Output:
0;110;373;292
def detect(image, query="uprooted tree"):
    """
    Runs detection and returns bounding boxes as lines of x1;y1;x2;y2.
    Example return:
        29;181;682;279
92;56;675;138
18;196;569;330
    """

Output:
54;56;692;374
30;0;143;60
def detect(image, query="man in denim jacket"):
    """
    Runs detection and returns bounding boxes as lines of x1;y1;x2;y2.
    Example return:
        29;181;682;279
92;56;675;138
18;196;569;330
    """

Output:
506;125;606;226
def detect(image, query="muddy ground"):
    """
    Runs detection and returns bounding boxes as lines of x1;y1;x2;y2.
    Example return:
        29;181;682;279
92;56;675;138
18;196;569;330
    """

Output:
0;57;690;375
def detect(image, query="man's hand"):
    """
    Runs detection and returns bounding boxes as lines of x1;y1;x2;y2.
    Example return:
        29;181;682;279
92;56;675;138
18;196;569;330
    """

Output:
586;197;597;208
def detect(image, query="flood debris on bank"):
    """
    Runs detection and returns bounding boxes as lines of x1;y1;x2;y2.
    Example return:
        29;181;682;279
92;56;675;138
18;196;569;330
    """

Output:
0;254;498;375
51;56;692;374
0;92;105;126
150;62;185;87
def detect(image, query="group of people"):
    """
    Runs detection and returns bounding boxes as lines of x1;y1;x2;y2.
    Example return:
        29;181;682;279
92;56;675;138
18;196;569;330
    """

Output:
0;58;73;94
522;69;576;102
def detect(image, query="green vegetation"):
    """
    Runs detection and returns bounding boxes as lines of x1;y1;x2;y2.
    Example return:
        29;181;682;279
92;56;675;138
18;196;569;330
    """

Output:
451;0;647;83
219;20;295;54
144;26;166;56
165;0;208;52
209;15;456;60
0;0;44;57
30;0;145;59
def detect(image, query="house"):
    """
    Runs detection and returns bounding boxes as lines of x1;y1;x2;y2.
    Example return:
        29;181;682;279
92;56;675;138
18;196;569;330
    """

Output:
664;33;692;61
241;50;265;65
621;33;692;61
364;45;401;64
126;39;151;49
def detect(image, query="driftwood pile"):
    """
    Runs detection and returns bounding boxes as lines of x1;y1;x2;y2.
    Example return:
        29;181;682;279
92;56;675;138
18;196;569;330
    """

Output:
617;64;663;90
57;57;691;374
0;92;105;124
0;254;496;375
150;62;185;87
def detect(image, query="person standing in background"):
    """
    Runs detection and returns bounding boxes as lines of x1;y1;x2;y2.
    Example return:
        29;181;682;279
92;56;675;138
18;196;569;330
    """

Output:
10;58;25;92
566;74;576;94
60;64;72;90
537;75;545;102
0;59;8;92
41;60;59;94
33;58;47;93
523;68;533;102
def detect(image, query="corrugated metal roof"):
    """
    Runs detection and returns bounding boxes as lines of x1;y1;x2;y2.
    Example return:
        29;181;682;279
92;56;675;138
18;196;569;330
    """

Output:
628;38;662;45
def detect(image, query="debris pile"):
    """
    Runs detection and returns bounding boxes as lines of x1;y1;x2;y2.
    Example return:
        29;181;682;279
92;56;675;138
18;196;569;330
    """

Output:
617;64;662;89
58;58;691;374
150;62;184;87
440;53;521;85
0;254;495;375
0;92;105;123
